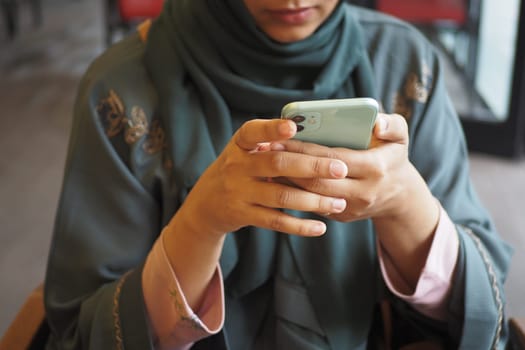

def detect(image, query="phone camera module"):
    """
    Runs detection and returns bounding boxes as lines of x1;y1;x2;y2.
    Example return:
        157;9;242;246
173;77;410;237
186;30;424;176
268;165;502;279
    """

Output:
296;124;304;132
292;115;306;123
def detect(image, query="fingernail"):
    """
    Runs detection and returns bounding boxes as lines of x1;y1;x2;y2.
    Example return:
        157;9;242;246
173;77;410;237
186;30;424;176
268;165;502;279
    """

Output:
255;143;271;152
332;198;346;212
279;120;295;136
330;161;347;178
377;116;388;134
270;142;286;151
309;222;326;236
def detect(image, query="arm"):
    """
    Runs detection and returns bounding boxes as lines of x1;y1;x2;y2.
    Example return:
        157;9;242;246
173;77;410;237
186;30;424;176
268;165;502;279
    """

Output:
142;231;224;349
378;204;459;320
44;56;161;349
272;42;512;348
162;118;350;311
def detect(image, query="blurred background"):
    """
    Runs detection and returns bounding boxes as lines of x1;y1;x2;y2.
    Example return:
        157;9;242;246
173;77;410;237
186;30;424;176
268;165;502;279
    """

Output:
1;0;524;338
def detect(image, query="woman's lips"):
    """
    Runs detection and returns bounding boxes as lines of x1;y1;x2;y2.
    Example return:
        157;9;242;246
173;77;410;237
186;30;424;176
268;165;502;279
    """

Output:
267;7;314;25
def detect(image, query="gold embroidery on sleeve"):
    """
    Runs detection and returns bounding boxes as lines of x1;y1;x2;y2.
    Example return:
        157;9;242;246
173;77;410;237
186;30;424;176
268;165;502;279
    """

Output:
143;120;166;155
98;90;168;158
169;288;205;331
97;90;126;137
404;73;429;103
112;271;133;350
392;92;413;120
124;106;149;144
392;61;433;119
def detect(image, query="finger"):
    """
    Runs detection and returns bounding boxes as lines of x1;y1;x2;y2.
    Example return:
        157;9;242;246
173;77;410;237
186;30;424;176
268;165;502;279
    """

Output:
269;141;373;179
250;181;347;214
373;113;408;144
250;151;348;179
287;177;354;197
234;119;296;151
247;206;327;236
287;177;380;219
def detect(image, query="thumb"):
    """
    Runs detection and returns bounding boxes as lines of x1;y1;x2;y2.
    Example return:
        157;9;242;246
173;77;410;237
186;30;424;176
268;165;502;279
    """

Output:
373;113;408;144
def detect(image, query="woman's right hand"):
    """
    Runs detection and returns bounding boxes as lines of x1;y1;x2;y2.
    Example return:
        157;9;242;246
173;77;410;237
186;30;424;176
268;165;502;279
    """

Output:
162;118;349;310
172;118;350;240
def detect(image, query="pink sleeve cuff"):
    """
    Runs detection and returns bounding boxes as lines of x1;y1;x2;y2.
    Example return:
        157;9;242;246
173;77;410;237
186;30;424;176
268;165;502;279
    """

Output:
142;227;225;350
377;203;459;320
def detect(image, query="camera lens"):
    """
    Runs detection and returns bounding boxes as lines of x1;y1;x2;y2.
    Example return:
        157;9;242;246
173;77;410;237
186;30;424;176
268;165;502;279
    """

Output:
296;124;304;132
292;115;306;123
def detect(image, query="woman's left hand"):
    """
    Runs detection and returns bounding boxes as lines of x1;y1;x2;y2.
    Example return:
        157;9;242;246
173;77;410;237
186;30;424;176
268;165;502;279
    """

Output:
275;113;414;222
274;113;440;289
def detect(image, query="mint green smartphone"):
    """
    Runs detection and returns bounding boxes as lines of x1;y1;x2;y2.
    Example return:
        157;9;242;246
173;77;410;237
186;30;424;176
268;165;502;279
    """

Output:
281;97;378;150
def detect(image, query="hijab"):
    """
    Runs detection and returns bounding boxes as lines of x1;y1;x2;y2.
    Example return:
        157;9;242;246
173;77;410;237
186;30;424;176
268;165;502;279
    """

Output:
143;2;379;345
143;0;376;188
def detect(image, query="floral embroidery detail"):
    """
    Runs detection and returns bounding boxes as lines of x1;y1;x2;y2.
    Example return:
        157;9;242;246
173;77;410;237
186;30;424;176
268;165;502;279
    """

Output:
392;92;413;120
143;119;166;154
98;90;167;156
124;106;149;144
392;62;433;119
169;288;205;331
98;90;126;137
404;72;429;103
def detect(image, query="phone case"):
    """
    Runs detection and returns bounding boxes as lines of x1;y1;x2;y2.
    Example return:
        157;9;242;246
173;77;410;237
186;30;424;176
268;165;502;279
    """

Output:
281;98;378;149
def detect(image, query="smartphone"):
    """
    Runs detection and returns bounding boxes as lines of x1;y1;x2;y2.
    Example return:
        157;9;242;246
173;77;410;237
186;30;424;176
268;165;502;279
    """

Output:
281;97;378;149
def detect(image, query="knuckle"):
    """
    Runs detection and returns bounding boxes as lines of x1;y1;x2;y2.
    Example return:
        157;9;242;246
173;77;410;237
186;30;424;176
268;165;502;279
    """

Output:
311;158;323;175
270;152;287;172
295;223;311;236
325;150;340;160
276;189;293;207
358;193;376;211
393;113;409;133
268;214;286;232
317;196;326;212
369;154;387;178
296;141;307;154
236;123;250;144
308;177;324;193
349;206;365;218
220;155;239;174
377;161;388;178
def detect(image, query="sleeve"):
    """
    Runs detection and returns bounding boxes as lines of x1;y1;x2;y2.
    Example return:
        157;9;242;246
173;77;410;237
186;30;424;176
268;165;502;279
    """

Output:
43;37;165;350
395;37;513;349
378;204;459;321
142;228;224;350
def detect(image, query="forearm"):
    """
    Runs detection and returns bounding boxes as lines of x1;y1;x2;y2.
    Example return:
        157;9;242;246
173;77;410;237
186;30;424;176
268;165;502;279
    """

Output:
378;205;459;320
142;234;224;349
373;165;440;291
163;210;226;311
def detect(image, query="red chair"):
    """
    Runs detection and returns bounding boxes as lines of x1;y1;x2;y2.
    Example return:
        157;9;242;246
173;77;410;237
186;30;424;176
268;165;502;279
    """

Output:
375;0;479;83
376;0;467;25
105;0;164;46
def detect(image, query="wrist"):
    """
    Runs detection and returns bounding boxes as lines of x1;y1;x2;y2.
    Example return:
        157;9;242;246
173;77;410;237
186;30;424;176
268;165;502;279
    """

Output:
168;209;227;250
162;211;226;310
373;166;439;288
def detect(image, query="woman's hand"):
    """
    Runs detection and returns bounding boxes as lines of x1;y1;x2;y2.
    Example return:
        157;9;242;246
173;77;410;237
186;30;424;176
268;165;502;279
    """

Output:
274;113;440;288
164;118;353;309
275;113;414;222
172;118;352;240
